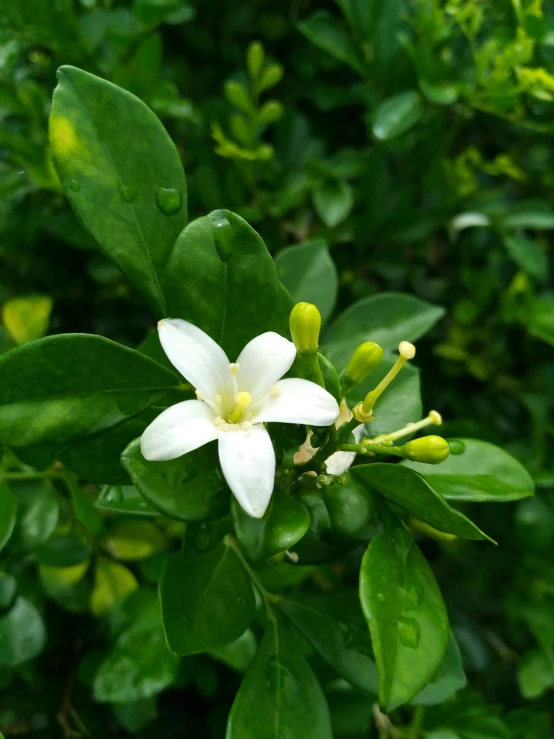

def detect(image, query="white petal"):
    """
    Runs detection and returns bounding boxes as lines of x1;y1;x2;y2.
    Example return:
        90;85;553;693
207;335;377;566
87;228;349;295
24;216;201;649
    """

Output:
255;378;339;426
218;425;275;518
325;424;364;475
141;400;218;461
158;319;232;398
236;332;296;401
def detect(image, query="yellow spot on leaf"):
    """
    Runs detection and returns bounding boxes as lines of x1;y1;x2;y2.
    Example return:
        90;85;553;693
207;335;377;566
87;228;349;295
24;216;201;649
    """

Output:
50;114;79;155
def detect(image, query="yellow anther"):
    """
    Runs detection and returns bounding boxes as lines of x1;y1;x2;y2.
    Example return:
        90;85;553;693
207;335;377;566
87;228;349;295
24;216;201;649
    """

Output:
360;341;416;416
429;410;442;425
228;392;253;424
269;385;280;399
229;363;240;375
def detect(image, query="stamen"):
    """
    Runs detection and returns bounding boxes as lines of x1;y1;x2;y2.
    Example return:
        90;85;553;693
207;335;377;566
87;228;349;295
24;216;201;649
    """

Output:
229;363;240;375
357;341;416;419
240;421;253;431
195;389;204;400
365;409;443;445
269;385;280;399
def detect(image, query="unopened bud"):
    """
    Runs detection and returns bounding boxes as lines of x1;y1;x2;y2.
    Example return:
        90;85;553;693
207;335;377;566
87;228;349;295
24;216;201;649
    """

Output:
403;435;450;465
345;342;384;385
289;302;321;356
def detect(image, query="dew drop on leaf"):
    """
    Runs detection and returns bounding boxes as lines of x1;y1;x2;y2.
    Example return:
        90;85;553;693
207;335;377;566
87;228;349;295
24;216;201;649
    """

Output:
156;186;183;216
210;209;234;262
70;179;80;192
377;592;385;602
398;616;421;649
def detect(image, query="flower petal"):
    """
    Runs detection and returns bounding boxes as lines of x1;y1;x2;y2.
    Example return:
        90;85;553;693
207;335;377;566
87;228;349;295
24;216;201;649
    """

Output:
236;332;296;401
158;319;232;398
218;425;275;518
325;424;364;475
255;378;339;426
141;400;218;461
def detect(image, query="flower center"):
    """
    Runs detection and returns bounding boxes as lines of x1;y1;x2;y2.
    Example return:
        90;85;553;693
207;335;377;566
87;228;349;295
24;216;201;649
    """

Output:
228;391;252;423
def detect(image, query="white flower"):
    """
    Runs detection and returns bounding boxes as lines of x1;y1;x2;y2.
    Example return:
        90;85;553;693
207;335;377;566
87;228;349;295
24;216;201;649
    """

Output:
141;319;340;518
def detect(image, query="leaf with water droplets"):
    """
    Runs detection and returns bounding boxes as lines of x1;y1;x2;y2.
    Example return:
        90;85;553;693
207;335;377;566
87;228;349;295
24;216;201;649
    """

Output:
160;542;256;656
50;66;187;317
359;513;449;711
226;621;333;739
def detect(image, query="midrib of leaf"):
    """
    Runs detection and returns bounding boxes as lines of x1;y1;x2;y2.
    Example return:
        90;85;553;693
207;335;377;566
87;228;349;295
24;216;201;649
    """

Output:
2;385;178;404
66;73;166;315
192;547;232;634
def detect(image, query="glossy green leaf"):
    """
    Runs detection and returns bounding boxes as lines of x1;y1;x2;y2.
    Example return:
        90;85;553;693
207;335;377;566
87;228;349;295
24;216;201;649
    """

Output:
0;484;17;553
96;484;160;516
352;464;493;541
278;592;379;694
226;620;333;739
121;438;228;521
0;597;46;666
34;532;92;567
410;631;467;705
359;517;449;710
323;293;444;369
65;475;104;536
297;11;365;74
371;91;425;141
349;358;422;439
108;520;167;561
402;439;535;502
90;559;138;616
165;210;293;358
94;600;179;702
274;240;338;324
502;235;548;280
529;295;554;346
231;493;310;562
210;628;257;672
0;334;178;447
312;180;354;229
160;542;255;656
322;474;375;541
9;480;59;552
59;408;160;485
50;65;187;317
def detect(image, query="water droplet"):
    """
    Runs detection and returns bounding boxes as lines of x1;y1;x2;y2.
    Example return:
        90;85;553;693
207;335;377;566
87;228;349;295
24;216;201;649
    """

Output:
398;616;421;649
377;592;385;602
265;657;296;696
103;485;123;503
156;186;182;216
210;209;234;262
70;179;80;192
448;439;466;456
403;586;422;612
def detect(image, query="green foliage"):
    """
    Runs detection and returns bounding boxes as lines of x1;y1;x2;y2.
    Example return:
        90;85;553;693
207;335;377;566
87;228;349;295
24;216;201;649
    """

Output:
0;0;552;737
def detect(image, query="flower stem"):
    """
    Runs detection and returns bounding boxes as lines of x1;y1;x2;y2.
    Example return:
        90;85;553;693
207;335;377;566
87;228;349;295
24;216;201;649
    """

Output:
338;443;407;459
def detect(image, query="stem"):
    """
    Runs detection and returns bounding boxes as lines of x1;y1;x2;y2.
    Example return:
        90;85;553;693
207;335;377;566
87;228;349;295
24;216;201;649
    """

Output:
224;535;279;619
302;352;325;388
338;443;406;459
0;470;63;482
338;415;363;443
410;705;425;735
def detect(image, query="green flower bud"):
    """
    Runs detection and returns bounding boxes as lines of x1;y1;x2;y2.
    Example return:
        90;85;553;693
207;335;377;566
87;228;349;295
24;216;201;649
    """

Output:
289;302;321;356
403;435;450;465
345;341;384;385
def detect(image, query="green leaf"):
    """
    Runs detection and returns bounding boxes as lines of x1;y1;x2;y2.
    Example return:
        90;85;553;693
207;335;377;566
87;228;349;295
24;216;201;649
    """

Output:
0;572;17;610
312;180;354;229
517;647;554;699
165;209;293;359
0;334;178;447
108;520;167;561
349;358;421;439
59;409;160;485
90;559;138;616
278;592;379;695
529;295;554;346
94;600;179;702
9;480;59;552
34;532;92;567
371;91;425;141
401;439;535;502
159;542;255;656
0;597;46;666
322;474;375;541
502;235;548;280
50;65;187;317
274;240;338;324
410;631;467;705
297;11;365;75
0;484;17;553
226;620;333;739
323;293;444;369
96;484;160;516
210;628;257;672
502;210;554;230
121;438;228;521
231;493;310;562
352;464;493;541
359;517;449;710
2;295;52;345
